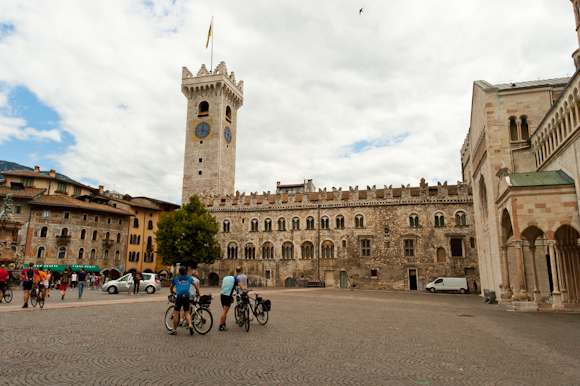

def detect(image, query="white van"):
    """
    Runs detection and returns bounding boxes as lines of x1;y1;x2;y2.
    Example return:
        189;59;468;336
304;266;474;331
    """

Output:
426;277;469;294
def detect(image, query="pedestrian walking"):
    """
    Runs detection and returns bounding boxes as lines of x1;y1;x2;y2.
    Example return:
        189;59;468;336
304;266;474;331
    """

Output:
45;268;52;297
94;274;99;290
77;269;88;298
133;271;141;295
0;264;9;303
71;272;78;289
349;276;355;291
126;272;134;295
218;270;244;331
90;273;96;290
59;272;70;300
21;262;38;308
473;280;478;294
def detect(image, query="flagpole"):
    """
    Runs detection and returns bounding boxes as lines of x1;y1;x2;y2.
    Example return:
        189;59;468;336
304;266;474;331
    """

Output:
210;16;214;74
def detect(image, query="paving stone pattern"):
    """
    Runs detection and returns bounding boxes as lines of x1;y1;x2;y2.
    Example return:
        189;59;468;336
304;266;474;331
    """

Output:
1;289;580;385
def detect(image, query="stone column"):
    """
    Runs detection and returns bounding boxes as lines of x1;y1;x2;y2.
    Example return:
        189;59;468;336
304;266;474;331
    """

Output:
561;118;568;138
556;246;569;302
567;109;573;135
516;119;522;141
547;240;564;309
563;247;575;302
529;246;542;303
513;240;528;300
501;246;513;299
574;99;580;130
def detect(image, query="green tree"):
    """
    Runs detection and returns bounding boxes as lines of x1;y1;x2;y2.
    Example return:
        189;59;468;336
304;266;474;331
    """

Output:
155;195;221;267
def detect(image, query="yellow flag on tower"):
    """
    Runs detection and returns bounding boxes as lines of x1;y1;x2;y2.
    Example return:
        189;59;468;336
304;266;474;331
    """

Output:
206;19;212;49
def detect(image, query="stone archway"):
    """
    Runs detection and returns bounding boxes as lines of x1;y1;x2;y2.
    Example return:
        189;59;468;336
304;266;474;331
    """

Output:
208;272;219;286
285;277;296;287
554;225;580;303
521;226;550;302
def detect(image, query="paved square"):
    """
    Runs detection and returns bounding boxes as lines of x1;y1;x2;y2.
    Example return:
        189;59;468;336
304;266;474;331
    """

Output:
1;288;580;385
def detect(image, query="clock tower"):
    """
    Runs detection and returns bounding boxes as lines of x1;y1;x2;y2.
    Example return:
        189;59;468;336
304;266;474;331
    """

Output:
181;62;244;203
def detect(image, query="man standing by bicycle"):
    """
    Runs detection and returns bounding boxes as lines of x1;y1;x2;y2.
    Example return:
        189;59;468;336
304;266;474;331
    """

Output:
219;269;244;331
21;262;38;308
168;266;200;335
0;264;8;303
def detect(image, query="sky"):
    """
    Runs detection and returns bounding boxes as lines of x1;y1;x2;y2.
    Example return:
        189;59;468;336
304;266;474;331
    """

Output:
0;1;577;204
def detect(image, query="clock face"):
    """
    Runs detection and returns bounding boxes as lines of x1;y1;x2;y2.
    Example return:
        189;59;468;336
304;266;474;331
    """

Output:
224;126;232;144
195;122;210;139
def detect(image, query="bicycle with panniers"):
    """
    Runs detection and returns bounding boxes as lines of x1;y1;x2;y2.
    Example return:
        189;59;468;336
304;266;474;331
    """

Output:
30;282;44;308
164;293;213;335
248;293;270;325
234;291;251;332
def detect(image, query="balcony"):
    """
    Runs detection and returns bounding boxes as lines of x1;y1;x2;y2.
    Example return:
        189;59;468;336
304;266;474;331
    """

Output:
146;246;154;253
103;239;115;248
56;235;71;245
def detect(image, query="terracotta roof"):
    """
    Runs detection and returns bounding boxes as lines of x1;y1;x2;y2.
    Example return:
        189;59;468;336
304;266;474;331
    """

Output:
29;195;131;215
0;187;45;198
2;170;93;189
94;194;161;210
133;196;180;208
278;184;303;188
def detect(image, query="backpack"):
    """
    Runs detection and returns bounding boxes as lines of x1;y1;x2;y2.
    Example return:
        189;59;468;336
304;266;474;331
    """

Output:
25;267;35;282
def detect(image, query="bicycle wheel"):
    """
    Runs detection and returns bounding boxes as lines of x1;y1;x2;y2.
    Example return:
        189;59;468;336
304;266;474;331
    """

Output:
234;305;243;327
164;305;175;331
38;296;44;308
255;303;269;325
4;288;13;303
30;290;37;307
244;306;250;332
192;307;213;335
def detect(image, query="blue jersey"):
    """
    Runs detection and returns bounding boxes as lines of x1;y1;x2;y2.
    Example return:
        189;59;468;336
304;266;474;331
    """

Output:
173;275;194;298
221;275;238;296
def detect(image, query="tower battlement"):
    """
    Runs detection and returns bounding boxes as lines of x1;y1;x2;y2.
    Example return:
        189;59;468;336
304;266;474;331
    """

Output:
181;62;244;108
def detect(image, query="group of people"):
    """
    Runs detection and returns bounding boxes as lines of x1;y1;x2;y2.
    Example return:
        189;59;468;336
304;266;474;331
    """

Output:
124;270;144;295
167;265;249;335
18;263;95;307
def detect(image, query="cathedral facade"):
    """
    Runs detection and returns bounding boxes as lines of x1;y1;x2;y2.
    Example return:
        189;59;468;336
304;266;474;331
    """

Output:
180;62;479;290
461;0;580;310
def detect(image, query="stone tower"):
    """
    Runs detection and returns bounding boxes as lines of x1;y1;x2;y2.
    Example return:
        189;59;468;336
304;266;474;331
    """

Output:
181;62;244;204
572;0;580;68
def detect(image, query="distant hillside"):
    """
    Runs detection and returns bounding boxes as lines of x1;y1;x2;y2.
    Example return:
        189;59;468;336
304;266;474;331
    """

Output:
0;160;80;184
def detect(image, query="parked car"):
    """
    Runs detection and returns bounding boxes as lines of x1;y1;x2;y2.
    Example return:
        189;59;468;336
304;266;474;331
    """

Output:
426;277;469;294
102;273;161;294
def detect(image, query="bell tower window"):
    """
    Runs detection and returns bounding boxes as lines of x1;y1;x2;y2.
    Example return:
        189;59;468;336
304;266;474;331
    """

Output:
226;106;232;122
198;101;209;117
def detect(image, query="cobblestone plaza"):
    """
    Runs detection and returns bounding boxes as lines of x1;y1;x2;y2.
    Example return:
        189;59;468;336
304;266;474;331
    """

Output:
1;288;580;385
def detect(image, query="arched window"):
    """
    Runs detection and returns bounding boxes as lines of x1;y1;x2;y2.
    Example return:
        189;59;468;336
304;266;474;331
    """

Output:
434;213;444;227
409;214;419;227
198;101;209;116
37;246;45;259
133;218;139;228
322;240;334;258
92;230;98;241
89;249;96;260
509;117;518;141
355;215;364;228
40;226;48;238
301;241;314;259
78;248;84;259
244;243;256;259
80;229;86;240
147;236;153;250
103;249;109;260
61;228;68;236
264;219;272;231
320;216;329;229
136;252;140;262
282;241;294;259
342;240;347;248
521;117;529;140
306;217;315;230
137;235;141;244
116;233;121;243
251;219;258;232
456;211;467;226
114;250;120;261
147;220;153;230
226;106;232;121
227;242;238;259
479;177;488;221
58;247;66;259
278;218;286;231
105;232;110;240
292;217;300;230
336;216;345;228
262;242;274;259
223;220;230;233
437;247;446;263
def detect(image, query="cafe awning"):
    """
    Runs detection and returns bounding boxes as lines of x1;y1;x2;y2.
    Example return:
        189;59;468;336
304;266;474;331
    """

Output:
33;264;66;272
70;265;101;273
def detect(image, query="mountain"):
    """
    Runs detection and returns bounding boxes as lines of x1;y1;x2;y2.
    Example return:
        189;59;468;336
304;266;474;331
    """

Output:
0;160;80;184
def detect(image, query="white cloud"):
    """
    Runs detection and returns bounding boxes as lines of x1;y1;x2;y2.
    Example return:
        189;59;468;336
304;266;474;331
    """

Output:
0;0;576;203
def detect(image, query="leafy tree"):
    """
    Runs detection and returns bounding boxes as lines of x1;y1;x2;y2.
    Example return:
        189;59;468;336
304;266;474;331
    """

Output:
155;195;221;267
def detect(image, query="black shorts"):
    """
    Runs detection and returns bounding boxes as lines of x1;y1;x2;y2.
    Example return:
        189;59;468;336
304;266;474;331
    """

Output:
23;281;33;291
221;294;233;307
0;282;5;291
174;296;190;312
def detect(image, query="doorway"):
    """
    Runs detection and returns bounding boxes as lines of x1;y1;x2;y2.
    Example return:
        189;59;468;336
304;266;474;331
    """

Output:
340;272;348;288
325;271;335;287
208;272;219;286
409;269;418;290
285;277;296;287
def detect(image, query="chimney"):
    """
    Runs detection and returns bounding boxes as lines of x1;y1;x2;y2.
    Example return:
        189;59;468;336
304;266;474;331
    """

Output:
34;166;40;173
49;169;56;178
105;190;110;197
99;185;104;195
277;181;280;187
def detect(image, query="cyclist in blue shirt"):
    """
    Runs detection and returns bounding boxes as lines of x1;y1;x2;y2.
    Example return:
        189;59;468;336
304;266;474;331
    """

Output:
168;266;200;335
